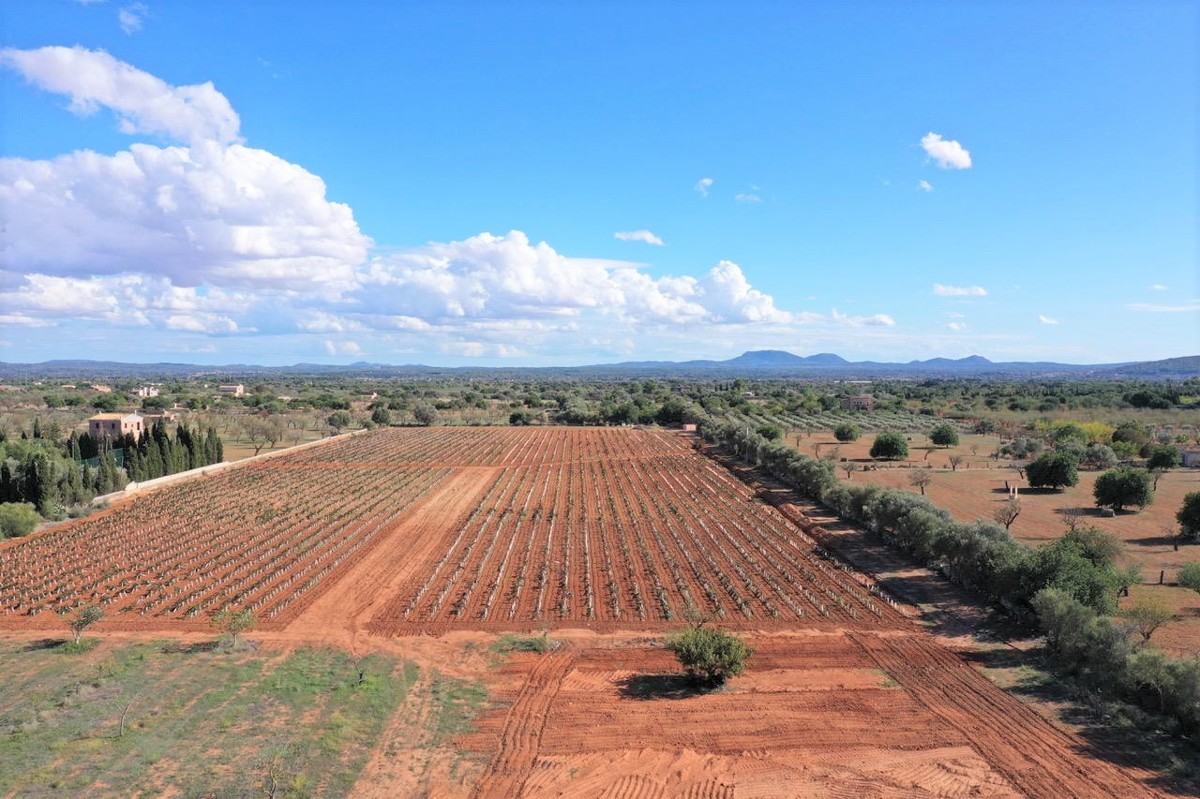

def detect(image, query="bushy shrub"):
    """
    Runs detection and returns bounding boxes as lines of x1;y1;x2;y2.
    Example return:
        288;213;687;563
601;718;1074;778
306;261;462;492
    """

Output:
665;626;753;687
1026;451;1080;490
869;432;908;460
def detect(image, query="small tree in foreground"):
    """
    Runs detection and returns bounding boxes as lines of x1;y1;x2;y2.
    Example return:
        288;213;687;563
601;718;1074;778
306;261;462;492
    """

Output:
909;469;933;496
212;608;257;650
993;497;1021;531
665;626;752;688
68;605;103;645
1121;595;1173;646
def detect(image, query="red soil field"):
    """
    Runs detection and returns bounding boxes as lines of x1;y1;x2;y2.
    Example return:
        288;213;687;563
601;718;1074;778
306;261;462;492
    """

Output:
0;427;1180;796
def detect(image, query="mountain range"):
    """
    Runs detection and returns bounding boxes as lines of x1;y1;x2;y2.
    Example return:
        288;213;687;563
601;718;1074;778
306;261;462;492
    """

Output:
1;352;1197;380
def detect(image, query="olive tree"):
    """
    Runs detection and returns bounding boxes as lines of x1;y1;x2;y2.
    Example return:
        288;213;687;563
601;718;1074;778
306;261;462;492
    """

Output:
68;605;104;645
1178;492;1200;541
1094;467;1154;513
833;423;861;443
928;422;960;448
870;432;908;461
1026;452;1079;490
665;625;752;688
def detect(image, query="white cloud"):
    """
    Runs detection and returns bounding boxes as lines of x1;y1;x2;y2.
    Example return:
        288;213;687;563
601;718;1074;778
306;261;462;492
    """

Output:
830;309;896;327
945;311;966;319
614;229;664;246
356;231;790;327
1149;283;1168;291
1038;314;1061;325
1;46;239;144
933;283;987;297
323;339;362;356
947;322;967;332
1126;301;1200;313
734;192;761;204
694;177;712;197
118;3;148;35
917;180;934;193
920;132;972;170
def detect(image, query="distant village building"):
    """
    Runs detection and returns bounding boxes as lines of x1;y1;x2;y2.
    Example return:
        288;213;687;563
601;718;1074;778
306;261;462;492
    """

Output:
89;384;113;394
217;384;245;398
88;412;144;442
841;395;876;411
140;408;179;425
133;385;160;398
1183;449;1200;469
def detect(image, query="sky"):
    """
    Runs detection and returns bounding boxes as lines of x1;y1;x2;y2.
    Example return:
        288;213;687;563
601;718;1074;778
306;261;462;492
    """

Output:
1;1;1197;366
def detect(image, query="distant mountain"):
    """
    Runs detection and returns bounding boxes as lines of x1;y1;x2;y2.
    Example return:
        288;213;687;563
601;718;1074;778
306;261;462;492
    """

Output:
0;351;1196;381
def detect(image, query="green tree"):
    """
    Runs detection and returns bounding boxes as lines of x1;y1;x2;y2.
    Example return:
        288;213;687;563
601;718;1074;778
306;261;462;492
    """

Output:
1178;562;1200;593
833;422;861;443
665;625;753;687
869;432;908;460
508;410;533;426
1025;452;1079;490
1121;595;1173;645
412;403;439;426
1178;492;1200;541
212;608;257;649
0;502;39;538
756;424;784;442
370;407;392;426
327;410;353;431
928;422;960;448
67;605;103;645
1094;467;1154;513
1146;445;1181;471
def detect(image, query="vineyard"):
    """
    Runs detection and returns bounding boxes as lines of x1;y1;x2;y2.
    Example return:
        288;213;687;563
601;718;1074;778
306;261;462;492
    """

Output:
368;428;904;633
724;407;967;433
0;426;904;633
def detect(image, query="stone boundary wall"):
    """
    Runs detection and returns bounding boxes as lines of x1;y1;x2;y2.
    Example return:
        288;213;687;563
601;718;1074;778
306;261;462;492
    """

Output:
92;427;373;506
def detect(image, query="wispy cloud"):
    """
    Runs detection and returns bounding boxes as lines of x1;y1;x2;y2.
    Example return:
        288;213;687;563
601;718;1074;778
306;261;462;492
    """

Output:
933;283;987;297
118;2;148;35
1149;283;1168;291
614;229;664;246
1038;314;1061;325
947;322;967;332
1126;301;1200;313
693;177;712;198
917;180;933;193
920;132;972;170
734;192;761;204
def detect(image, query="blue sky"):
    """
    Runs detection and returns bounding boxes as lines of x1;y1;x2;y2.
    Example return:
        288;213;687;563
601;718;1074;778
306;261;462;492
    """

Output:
1;1;1196;365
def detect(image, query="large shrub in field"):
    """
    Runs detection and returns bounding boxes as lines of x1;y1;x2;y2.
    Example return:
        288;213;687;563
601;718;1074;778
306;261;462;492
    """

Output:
869;432;908;460
1179;492;1200;541
1094;467;1154;513
1025;452;1079;490
833;422;861;443
928;422;960;448
665;626;753;687
0;502;39;539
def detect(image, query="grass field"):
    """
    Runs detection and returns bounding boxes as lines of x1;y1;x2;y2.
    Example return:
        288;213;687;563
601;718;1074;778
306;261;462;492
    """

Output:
0;640;414;798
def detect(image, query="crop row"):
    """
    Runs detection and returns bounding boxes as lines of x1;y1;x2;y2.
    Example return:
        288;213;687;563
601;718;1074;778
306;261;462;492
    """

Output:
0;460;450;623
370;429;903;631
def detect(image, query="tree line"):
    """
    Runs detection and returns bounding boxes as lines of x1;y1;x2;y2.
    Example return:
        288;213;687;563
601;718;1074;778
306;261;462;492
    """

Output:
697;416;1200;745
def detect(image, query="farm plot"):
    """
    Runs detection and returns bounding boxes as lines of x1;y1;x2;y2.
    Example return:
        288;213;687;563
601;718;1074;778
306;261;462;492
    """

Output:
368;427;905;633
0;453;453;630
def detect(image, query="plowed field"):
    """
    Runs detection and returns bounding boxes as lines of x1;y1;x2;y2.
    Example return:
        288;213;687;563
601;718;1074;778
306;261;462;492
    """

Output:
0;427;1176;797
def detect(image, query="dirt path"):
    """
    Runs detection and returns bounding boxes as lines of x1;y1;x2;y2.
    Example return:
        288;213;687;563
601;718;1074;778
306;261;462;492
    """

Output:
849;631;1162;798
470;651;575;798
282;468;499;651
